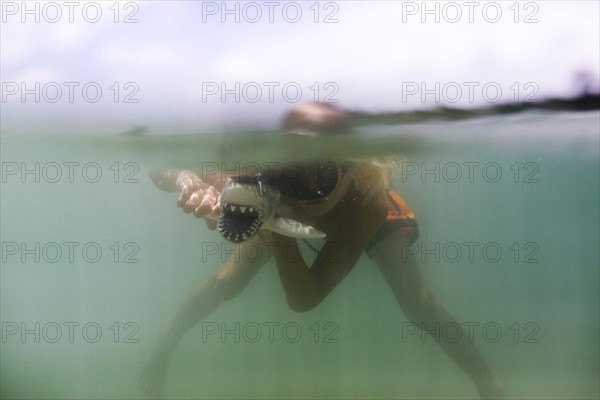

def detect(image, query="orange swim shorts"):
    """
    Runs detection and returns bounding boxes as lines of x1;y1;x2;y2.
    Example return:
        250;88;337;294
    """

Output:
365;190;419;256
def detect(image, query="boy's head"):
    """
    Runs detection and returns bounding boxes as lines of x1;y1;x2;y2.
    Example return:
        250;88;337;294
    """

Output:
282;103;349;136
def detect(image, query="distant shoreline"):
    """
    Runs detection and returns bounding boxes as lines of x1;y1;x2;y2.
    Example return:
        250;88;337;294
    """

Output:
348;93;600;125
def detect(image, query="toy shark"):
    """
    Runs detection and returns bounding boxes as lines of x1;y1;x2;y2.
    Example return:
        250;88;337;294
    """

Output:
150;170;326;244
209;175;326;243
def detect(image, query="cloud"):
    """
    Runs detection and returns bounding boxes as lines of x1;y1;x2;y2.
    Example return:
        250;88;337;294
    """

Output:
2;1;598;133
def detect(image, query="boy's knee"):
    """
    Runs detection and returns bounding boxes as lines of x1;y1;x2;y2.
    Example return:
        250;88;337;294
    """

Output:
401;288;438;321
287;302;313;313
285;296;320;313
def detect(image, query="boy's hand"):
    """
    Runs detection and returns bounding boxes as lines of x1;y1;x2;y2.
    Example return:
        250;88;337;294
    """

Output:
150;170;221;230
176;171;221;230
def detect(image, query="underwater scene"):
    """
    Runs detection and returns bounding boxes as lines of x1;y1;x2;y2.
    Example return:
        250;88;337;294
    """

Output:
1;110;598;399
1;1;599;399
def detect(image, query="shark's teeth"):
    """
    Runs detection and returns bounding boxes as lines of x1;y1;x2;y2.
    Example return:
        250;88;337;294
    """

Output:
218;204;264;243
221;202;263;219
218;222;261;243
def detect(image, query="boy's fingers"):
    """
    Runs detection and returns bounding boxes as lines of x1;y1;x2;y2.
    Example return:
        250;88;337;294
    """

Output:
177;186;194;207
182;190;204;213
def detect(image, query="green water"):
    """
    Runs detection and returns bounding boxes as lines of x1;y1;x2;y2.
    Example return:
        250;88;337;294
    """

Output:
1;111;598;399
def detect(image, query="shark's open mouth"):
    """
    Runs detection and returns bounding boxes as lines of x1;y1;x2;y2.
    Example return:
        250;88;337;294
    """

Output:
218;201;265;243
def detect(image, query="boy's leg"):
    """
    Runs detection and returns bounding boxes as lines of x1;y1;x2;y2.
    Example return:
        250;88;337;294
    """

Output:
370;229;505;399
139;237;271;397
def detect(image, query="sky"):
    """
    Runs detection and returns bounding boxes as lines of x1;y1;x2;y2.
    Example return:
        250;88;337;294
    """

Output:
1;0;599;134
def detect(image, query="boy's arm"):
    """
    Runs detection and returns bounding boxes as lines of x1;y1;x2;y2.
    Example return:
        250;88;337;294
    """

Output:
273;187;388;311
150;169;226;193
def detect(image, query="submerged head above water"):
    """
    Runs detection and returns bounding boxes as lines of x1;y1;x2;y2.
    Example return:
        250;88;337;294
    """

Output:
282;102;350;136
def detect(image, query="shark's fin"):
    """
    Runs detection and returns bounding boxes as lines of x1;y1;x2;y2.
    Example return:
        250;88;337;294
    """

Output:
267;217;326;239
